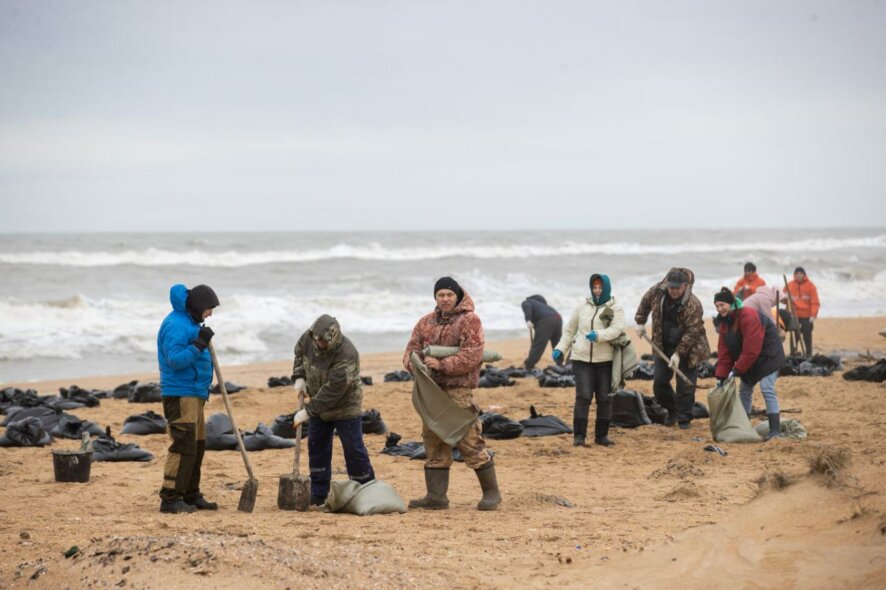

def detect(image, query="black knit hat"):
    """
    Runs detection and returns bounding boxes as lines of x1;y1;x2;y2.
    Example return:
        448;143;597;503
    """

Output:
186;284;219;323
794;266;806;275
714;287;735;305
744;262;756;272
434;276;464;304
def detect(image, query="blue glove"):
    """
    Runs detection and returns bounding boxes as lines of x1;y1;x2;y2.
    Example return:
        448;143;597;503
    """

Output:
552;350;564;366
585;330;598;342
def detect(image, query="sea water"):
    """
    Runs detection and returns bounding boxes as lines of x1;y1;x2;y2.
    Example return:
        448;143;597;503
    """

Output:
1;228;884;381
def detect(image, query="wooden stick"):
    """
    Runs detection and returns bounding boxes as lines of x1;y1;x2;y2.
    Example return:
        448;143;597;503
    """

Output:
208;342;256;481
639;332;712;389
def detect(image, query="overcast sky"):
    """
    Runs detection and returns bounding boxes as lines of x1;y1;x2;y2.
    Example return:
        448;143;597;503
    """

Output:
1;0;884;232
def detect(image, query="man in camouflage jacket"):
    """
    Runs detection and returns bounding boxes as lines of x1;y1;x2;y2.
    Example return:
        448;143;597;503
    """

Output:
292;314;375;505
402;276;501;511
634;267;711;428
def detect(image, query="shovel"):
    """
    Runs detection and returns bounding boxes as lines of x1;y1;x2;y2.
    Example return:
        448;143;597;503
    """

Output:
639;332;712;390
277;390;311;511
208;342;259;512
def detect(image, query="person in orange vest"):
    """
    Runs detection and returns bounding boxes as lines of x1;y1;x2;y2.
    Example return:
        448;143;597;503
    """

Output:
784;266;820;355
733;262;766;300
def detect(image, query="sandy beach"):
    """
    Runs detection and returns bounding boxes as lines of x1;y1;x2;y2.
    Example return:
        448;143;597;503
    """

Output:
2;316;885;589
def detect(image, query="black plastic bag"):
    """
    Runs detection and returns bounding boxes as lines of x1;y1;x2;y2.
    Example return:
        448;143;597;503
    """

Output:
121;410;167;435
0;416;53;447
519;405;572;437
361;409;388;434
480;413;524;439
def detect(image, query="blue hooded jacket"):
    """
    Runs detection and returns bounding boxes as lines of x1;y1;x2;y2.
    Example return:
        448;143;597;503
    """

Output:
157;284;213;399
589;273;612;305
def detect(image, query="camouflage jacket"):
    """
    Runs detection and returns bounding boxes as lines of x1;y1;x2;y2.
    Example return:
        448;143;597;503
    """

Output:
403;291;485;389
634;267;711;368
291;315;363;421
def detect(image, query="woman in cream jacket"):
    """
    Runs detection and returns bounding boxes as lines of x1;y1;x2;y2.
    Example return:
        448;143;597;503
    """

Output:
553;274;625;446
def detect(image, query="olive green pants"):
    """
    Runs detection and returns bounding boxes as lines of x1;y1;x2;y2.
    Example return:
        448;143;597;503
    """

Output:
159;396;206;502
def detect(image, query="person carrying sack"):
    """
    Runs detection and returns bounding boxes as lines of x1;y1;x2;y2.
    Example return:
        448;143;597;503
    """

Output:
291;315;375;507
713;288;786;440
157;284;220;514
402;277;501;511
553;273;624;447
634;268;710;429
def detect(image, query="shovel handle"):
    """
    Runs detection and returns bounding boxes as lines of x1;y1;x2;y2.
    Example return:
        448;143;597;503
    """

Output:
293;391;304;475
208;342;256;480
639;333;712;390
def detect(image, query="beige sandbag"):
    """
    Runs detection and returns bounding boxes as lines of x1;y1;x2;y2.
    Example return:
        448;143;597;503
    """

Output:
422;345;502;363
410;352;477;446
707;378;763;443
754;418;808;440
325;479;407;515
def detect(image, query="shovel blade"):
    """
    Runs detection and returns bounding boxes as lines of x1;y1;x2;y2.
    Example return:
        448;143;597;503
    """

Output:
238;478;259;513
277;473;311;511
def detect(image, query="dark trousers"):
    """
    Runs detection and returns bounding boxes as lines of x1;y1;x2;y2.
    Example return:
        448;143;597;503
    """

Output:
524;316;562;370
572;361;613;434
159;396;206;502
308;415;375;500
798;317;814;355
653;356;698;424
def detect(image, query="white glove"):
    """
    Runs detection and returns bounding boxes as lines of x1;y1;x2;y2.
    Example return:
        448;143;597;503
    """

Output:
636;325;647;339
293;378;306;393
809;317;815;324
526;320;534;330
293;409;309;427
669;352;680;370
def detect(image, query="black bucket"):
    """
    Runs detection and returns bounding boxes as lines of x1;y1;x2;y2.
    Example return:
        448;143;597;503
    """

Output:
52;449;93;483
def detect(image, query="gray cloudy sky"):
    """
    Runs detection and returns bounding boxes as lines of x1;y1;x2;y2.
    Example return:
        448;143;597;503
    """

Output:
1;0;884;232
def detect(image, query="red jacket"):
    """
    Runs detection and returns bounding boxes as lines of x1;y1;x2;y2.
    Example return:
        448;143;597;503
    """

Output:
784;277;820;318
403;291;485;389
715;306;785;385
733;273;766;300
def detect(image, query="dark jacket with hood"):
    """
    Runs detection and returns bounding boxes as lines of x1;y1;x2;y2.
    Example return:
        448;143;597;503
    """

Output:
292;315;363;422
157;284;215;399
521;295;561;324
403;290;485;389
715;305;785;385
634;267;711;368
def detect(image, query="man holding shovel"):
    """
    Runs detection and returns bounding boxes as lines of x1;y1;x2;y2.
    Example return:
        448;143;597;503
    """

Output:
157;284;220;514
291;315;375;507
634;268;710;430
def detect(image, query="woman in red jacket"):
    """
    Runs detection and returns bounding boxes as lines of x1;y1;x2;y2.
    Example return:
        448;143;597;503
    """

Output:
713;287;786;439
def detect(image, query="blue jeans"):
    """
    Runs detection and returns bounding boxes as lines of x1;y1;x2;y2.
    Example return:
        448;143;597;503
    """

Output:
307;415;375;500
739;371;780;415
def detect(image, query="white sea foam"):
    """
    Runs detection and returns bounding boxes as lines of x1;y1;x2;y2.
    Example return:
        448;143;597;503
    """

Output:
2;235;884;267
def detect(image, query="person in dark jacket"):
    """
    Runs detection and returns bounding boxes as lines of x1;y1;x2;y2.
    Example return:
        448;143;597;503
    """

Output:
157;283;219;514
635;268;710;429
291;315;375;506
521;295;562;370
713;287;786;439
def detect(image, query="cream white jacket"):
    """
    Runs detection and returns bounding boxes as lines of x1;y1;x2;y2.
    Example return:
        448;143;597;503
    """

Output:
555;297;626;363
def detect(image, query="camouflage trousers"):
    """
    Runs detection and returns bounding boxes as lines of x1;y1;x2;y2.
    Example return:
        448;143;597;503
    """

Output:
159;396;206;502
422;387;490;470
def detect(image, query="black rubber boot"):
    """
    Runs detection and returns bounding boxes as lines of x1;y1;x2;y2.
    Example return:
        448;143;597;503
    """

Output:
408;468;450;510
767;413;782;440
594;419;615;446
183;495;218;510
573;417;587;446
160;499;196;514
475;461;502;511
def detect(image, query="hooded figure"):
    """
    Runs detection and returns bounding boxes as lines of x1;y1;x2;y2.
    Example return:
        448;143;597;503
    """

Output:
521;294;562;370
156;283;220;514
403;277;501;511
634;268;710;429
554;273;625;446
291;315;374;505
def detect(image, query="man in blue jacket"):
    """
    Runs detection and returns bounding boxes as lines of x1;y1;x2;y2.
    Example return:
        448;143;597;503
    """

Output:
157;284;219;514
